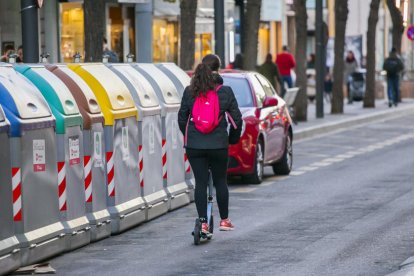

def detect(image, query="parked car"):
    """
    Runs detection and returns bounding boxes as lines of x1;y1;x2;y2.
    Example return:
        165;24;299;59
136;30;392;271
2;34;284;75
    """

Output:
221;72;293;184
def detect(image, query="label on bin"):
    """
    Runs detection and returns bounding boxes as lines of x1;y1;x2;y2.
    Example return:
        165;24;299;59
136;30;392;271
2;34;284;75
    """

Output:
33;140;46;172
122;126;129;161
69;136;81;166
94;132;103;168
172;120;178;149
149;123;155;154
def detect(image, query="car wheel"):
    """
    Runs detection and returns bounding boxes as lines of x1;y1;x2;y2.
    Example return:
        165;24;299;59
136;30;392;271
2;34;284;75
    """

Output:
244;141;264;184
272;134;292;175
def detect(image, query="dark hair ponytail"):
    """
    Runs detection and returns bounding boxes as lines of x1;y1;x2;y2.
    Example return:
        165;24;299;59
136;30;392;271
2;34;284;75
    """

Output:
189;63;215;98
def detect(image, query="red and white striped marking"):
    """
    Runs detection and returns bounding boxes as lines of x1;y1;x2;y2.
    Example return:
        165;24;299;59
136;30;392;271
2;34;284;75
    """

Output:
12;167;22;221
84;155;92;203
138;145;144;187
184;153;191;173
58;161;67;211
162;139;167;180
106;152;115;197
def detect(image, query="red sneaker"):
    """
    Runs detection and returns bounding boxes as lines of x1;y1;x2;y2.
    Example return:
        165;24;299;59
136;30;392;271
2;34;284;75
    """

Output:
201;222;210;234
219;218;235;231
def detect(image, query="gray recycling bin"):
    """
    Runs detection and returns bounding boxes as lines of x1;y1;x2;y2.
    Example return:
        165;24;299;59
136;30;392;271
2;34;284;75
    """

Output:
156;63;195;201
134;63;190;210
0;104;20;275
46;64;111;242
69;63;145;234
15;64;91;252
0;64;65;266
108;63;169;221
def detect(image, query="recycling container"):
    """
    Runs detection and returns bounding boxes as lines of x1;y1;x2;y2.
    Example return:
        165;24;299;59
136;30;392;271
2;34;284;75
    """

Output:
0;64;65;266
15;64;91;252
68;63;145;234
46;64;111;242
133;63;190;210
156;63;195;201
0;104;20;275
108;63;169;221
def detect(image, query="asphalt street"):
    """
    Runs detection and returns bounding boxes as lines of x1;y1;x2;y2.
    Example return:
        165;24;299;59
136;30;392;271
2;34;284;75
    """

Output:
49;114;414;276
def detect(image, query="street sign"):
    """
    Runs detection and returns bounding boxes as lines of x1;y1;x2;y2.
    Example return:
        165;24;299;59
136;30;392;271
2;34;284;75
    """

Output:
407;25;414;41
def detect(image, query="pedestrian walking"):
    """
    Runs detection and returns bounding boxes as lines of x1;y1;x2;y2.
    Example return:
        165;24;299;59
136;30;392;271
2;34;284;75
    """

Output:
0;45;15;62
178;54;242;235
16;45;23;63
258;53;284;95
275;46;296;97
383;47;404;107
103;38;119;63
227;53;243;70
307;53;316;69
344;51;359;104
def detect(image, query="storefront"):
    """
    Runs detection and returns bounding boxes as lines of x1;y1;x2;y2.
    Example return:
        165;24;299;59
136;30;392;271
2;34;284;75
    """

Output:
152;19;178;63
60;2;84;63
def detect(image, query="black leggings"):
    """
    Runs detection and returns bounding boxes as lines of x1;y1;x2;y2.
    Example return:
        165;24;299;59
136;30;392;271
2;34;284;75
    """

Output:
186;148;229;221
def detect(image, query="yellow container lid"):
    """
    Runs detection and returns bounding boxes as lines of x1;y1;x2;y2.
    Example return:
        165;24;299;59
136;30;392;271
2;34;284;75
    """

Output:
68;63;138;125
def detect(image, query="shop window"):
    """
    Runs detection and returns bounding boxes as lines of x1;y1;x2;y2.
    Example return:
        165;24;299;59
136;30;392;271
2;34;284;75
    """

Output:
153;19;178;63
194;33;212;66
60;3;84;63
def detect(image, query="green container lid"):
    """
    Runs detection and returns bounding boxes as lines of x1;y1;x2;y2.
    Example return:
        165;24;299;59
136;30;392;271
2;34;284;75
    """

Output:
14;64;83;134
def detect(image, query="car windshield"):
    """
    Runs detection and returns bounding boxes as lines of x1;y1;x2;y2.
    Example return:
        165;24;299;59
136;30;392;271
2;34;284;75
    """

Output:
222;77;254;107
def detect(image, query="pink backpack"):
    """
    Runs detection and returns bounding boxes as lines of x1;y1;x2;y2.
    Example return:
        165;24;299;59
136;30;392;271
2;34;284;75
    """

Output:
184;85;237;146
191;85;222;134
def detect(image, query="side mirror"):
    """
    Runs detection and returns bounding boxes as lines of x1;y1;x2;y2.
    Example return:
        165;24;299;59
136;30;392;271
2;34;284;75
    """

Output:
263;96;278;108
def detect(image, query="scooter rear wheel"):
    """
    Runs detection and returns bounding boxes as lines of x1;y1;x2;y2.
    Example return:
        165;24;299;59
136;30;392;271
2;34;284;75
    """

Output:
193;218;201;245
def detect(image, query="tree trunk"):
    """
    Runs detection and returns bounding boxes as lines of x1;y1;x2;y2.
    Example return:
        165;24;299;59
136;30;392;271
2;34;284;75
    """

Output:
243;0;262;70
84;0;106;62
363;0;381;108
179;0;197;70
331;0;348;114
386;0;404;53
293;0;308;121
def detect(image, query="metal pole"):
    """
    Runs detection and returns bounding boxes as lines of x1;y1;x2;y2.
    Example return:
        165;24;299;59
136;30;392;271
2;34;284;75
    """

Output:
315;0;325;118
214;0;225;67
239;0;245;53
21;0;39;63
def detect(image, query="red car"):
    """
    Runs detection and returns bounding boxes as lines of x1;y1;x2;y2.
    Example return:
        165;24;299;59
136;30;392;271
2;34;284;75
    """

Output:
221;72;293;184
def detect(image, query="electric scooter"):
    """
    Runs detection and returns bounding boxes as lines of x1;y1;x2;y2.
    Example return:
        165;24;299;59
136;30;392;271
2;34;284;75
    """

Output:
192;170;214;245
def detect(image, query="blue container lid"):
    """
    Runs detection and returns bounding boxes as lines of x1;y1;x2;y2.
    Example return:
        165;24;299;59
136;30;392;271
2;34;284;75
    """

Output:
0;105;10;133
0;64;55;137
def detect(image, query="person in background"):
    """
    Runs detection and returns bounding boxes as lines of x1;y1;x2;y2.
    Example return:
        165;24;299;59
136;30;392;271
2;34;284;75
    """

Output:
103;38;119;63
307;53;316;69
344;50;358;104
1;45;15;62
227;53;243;70
258;53;284;95
383;47;404;107
178;54;242;234
275;46;296;96
16;45;23;63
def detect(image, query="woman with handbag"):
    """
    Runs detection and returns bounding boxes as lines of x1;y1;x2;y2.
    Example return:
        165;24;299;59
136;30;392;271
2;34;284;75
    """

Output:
178;54;242;234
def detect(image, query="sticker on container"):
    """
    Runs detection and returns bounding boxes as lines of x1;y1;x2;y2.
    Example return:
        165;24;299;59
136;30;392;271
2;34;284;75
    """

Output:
94;132;103;168
149;122;155;154
122;126;129;160
172;120;178;149
33;139;46;172
69;136;80;165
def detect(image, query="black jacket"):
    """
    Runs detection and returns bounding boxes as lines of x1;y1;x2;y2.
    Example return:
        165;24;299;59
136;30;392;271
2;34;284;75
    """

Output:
178;76;242;149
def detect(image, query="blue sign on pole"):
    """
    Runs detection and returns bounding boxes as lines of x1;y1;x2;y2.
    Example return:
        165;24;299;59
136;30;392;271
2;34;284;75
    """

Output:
407;25;414;41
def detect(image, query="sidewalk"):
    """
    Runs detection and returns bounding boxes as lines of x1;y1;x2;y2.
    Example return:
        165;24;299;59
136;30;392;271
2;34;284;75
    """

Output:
292;98;414;141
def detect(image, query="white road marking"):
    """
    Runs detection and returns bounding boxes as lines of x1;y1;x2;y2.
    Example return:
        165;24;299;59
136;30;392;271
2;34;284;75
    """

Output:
311;161;333;167
231;187;257;193
290;170;306;176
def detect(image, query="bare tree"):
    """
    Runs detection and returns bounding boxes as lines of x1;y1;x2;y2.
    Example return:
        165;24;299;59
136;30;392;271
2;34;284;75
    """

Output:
331;0;348;114
363;0;381;108
84;0;106;62
179;0;198;70
243;0;262;70
386;0;404;53
293;0;308;121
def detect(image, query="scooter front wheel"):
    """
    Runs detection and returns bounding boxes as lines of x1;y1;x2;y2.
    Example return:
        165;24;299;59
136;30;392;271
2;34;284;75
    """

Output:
193;218;201;245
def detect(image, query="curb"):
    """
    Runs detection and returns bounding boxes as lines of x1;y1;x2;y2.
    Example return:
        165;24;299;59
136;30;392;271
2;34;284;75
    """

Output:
293;104;414;141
